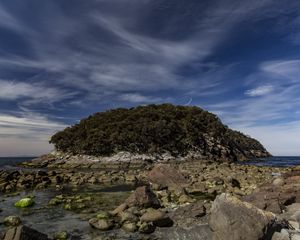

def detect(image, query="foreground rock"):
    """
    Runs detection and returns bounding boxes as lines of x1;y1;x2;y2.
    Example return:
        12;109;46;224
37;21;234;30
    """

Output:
209;193;289;240
89;185;172;234
2;225;50;240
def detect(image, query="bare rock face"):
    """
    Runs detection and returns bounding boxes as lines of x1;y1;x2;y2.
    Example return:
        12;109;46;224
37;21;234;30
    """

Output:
209;193;287;240
125;185;161;208
147;164;189;189
2;225;50;240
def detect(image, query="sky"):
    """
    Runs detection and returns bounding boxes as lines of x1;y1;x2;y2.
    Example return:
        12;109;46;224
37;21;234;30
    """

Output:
1;0;300;156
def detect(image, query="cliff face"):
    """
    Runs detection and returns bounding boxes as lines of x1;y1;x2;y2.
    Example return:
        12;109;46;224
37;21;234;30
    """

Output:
50;104;271;161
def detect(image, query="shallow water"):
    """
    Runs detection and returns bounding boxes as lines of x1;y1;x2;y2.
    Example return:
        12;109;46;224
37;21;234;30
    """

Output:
0;184;135;239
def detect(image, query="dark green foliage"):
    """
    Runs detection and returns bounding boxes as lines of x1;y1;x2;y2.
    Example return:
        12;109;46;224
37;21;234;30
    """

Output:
50;104;267;157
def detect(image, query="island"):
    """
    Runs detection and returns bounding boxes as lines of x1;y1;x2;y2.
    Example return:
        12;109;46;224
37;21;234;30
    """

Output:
1;104;299;240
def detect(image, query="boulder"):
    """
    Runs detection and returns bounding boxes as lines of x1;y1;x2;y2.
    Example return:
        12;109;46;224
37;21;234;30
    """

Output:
168;200;206;228
147;164;189;189
2;225;50;240
140;208;173;227
122;222;137;232
3;216;21;227
125;186;160;208
243;183;296;214
209;193;288;240
88;218;114;231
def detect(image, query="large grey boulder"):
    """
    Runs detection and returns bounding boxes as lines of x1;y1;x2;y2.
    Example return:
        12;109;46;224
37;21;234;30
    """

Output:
209;193;288;240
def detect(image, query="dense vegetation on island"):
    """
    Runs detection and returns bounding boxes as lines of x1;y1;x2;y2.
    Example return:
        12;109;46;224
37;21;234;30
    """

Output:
50;104;270;160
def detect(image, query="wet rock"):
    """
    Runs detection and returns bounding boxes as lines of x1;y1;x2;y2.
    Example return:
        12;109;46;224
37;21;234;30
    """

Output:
3;216;22;227
118;211;138;224
89;218;114;231
209;193;288;240
2;225;50;240
154;224;212;240
138;222;156;234
140;208;173;227
167;201;207;228
96;211;111;220
53;231;68;240
111;203;127;216
122;222;137;232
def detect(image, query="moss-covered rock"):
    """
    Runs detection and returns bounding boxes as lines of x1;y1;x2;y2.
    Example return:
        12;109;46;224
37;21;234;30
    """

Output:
14;197;34;208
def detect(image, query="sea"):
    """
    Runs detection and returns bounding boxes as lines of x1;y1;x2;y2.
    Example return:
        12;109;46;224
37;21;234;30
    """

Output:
0;156;36;169
1;156;300;168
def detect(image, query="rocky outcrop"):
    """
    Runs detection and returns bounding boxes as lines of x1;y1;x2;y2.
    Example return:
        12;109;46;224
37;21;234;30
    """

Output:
209;193;288;240
243;174;300;214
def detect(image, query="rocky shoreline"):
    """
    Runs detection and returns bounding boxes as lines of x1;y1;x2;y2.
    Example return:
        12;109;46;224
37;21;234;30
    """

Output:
1;155;300;239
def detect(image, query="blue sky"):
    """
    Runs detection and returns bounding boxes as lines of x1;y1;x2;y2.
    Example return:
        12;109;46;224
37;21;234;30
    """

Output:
1;0;300;156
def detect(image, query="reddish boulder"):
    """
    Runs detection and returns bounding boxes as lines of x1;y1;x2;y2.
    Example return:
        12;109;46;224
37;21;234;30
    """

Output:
125;185;160;209
147;164;189;189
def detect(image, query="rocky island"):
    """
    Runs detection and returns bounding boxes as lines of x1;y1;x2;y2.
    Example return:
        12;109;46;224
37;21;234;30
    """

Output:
1;104;299;240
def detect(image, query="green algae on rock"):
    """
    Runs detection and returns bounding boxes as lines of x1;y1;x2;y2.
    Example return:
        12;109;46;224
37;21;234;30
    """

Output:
14;197;35;208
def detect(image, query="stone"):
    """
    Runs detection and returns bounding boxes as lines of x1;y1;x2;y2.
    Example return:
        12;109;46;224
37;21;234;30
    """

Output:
89;218;114;231
125;186;160;208
140;208;173;227
122;222;137;232
288;220;299;229
118;211;138;223
271;231;289;240
140;209;165;222
170;200;207;226
209;193;288;240
14;198;34;208
286;203;300;213
243;184;296;214
2;225;50;240
138;222;156;234
178;194;194;204
3;216;21;227
96;211;111;220
154;224;212;240
111;203;127;216
53;231;68;240
147;164;189;189
273;178;285;186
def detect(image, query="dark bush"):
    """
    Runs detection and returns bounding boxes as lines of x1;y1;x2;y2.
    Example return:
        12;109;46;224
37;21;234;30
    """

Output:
50;104;268;157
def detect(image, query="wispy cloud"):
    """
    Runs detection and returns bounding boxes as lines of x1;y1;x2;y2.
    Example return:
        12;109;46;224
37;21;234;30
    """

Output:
206;58;300;155
0;80;77;107
245;85;274;97
0;112;66;156
119;93;164;103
